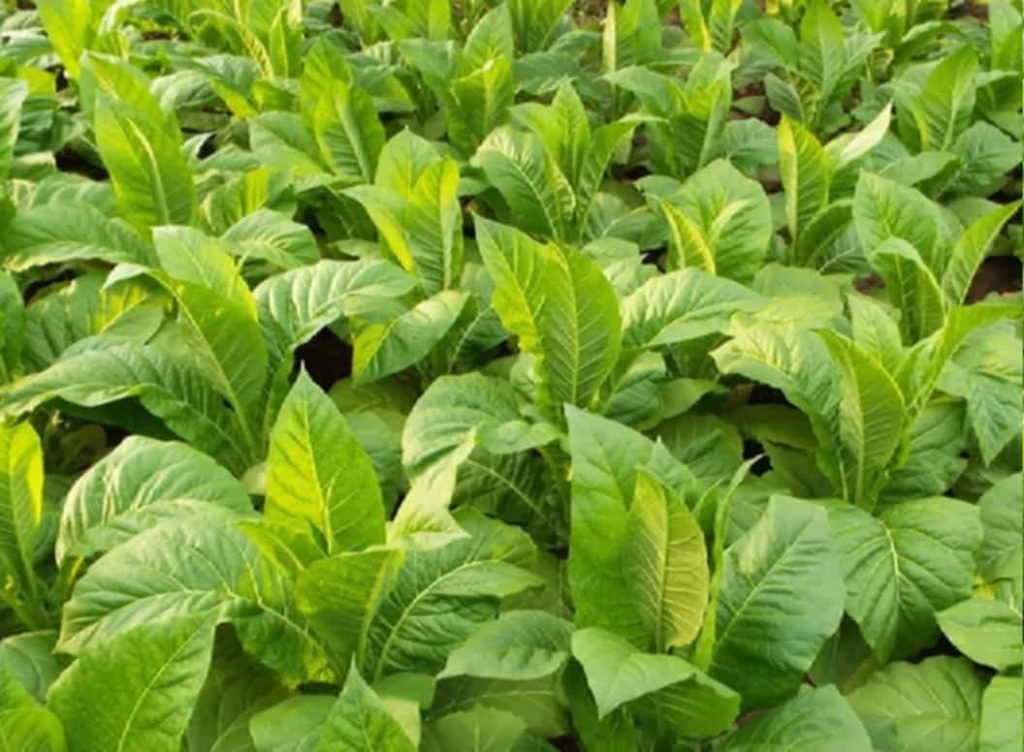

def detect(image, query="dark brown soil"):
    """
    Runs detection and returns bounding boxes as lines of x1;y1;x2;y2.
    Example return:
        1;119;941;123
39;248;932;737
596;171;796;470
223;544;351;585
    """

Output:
966;255;1023;302
295;328;352;391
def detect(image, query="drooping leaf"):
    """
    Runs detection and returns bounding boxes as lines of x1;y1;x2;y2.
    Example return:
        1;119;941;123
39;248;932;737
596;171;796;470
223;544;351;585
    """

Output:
57;436;251;564
938;598;1022;672
439;610;573;681
0;342;254;472
58;516;324;683
352;291;467;384
422;706;529;752
572;627;702;718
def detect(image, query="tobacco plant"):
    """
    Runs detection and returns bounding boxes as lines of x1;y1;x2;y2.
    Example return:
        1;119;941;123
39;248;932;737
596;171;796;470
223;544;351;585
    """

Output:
0;0;1019;750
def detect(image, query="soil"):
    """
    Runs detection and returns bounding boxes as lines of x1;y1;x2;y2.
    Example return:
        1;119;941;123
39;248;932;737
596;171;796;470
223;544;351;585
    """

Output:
966;255;1023;302
53;147;108;181
295;328;353;391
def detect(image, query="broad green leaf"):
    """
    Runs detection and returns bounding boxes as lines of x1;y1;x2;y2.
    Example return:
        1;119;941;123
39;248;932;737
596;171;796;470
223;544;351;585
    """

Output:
221;209;320;271
430;673;568;738
571;627;699;717
713;321;841;489
266;372;385;555
980;677;1022;752
23;273;164;372
828;498;983;663
388;456;469;550
848;294;904;375
866;238;946;343
312;80;385;183
256;259;417;418
0;274;23;385
631;666;740;740
256;260;416;352
477;218;621;418
439;610;573;681
938;598;1022;671
977;473;1022;597
910;46;978;151
567;406;690;645
462;5;515;71
0;79;28;181
422;706;528;752
819;331;905;505
474;127;573;241
402;373;549;477
2;205;151;271
661;200;716;275
0;422;42;605
800;0;846;104
345;132;463;294
942;202;1020;306
719;686;872;751
623;471;708;652
49;615;218;752
663;160;771;284
848;656;983;752
854;173;949;273
93;91;197;230
0;702;66;752
449;57;514;156
879;401;967;504
0;632;59;703
35;0;92;79
900;303;1020;417
316;666;416;751
249;696;334;752
352;290;466;383
250;113;331;189
778;116;829;246
572;625;739;736
830;102;894;168
945;122;1020;198
0;343;253;472
57;517;324;682
294;548;403;671
562;660;639;751
185;635;289;752
793;199;853;267
152;227;267;441
57;436;251;564
365;509;540;680
939;331;1022;465
707;496;844;709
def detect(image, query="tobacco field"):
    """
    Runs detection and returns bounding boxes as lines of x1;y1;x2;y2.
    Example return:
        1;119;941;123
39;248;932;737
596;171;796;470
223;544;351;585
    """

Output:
0;0;1020;749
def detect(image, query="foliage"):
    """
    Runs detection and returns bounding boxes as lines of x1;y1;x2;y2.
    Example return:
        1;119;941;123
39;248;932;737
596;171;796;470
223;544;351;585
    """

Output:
0;0;1019;749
